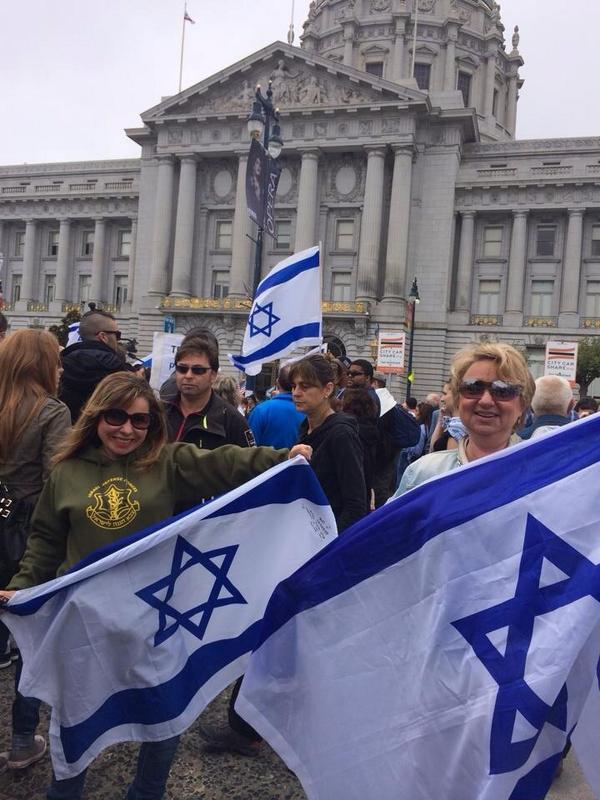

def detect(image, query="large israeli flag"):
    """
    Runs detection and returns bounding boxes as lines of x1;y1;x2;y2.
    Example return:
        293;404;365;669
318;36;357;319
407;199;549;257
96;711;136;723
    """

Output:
229;246;322;376
3;457;336;780
237;417;600;800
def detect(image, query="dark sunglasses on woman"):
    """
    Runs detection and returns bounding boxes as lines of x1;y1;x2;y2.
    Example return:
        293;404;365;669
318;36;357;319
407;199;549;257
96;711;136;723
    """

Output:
101;409;154;430
458;379;522;401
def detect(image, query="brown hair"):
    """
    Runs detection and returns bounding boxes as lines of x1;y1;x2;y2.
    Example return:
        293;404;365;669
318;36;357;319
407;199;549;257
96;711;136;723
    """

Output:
0;329;62;461
53;372;167;471
175;339;219;372
341;387;378;419
289;354;335;389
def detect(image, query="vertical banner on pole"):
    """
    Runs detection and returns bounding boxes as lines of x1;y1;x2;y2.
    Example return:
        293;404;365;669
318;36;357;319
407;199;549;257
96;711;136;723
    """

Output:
376;330;406;374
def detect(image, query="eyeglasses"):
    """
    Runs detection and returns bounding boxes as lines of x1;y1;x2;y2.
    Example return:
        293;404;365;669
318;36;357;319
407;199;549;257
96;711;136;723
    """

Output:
348;371;366;378
99;330;122;341
175;364;212;375
101;408;154;430
458;379;522;402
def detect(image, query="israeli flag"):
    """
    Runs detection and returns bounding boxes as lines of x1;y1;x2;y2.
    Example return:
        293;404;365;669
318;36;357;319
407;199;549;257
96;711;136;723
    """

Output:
3;458;336;780
66;322;81;347
229;246;322;376
238;418;600;800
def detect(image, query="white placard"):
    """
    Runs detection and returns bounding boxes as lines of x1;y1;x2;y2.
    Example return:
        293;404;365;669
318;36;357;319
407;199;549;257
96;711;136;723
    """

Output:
544;340;578;383
149;332;184;391
376;330;406;374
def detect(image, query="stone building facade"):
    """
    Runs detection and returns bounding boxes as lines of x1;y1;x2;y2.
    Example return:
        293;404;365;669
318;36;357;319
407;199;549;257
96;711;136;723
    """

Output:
1;0;597;395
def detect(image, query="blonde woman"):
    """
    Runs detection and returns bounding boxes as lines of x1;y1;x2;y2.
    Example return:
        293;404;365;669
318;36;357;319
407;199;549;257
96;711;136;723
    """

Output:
0;329;71;772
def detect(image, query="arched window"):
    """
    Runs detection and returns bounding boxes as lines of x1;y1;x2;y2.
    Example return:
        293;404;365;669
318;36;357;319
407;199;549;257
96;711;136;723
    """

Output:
323;335;346;360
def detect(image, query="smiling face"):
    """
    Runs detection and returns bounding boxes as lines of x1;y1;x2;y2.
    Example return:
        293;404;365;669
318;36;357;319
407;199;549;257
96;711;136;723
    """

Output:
97;397;150;459
458;359;524;445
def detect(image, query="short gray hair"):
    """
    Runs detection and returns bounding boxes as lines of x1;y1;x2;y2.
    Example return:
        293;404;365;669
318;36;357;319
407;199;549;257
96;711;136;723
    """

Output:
531;375;573;417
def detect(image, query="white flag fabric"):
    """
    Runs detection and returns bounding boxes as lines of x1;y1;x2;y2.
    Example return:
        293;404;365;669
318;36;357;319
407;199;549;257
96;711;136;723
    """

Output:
228;246;322;376
4;457;336;780
66;322;81;347
237;417;600;800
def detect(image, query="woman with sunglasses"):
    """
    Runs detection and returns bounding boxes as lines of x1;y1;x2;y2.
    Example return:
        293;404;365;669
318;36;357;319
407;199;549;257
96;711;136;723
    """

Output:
392;342;535;497
0;371;309;800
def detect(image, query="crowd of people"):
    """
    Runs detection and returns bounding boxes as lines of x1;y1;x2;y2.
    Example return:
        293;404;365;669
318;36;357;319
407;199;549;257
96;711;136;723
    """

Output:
0;305;597;796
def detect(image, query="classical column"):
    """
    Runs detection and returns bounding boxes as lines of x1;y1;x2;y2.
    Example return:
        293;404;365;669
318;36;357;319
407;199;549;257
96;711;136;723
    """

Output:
560;209;584;317
170;156;198;297
455;211;476;312
295;150;320;252
343;22;355;67
357;147;386;303
505;210;528;314
383;146;413;303
0;221;4;257
54;218;72;304
20;219;38;302
90;218;107;304
126;218;138;308
391;17;407;82
148;156;175;296
506;75;518;137
444;28;458;91
229;153;252;298
484;49;497;119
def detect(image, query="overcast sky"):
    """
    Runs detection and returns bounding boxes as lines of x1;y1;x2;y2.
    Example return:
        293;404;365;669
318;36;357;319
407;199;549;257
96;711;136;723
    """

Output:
0;0;596;165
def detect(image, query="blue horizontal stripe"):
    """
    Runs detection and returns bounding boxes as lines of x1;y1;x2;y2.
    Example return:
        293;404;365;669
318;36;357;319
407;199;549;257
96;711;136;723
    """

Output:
231;323;321;369
255;249;319;297
254;417;600;647
8;463;325;617
60;619;263;764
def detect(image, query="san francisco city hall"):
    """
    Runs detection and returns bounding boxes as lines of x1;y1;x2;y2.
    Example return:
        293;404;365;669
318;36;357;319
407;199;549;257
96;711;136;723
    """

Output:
1;0;598;394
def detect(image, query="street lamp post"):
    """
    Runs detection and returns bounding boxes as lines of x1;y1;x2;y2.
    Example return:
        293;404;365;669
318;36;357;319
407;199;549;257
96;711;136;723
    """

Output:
405;276;420;402
247;81;283;294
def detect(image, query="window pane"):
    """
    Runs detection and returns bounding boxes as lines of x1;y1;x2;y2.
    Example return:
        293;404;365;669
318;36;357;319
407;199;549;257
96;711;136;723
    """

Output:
478;279;500;314
592;226;600;257
113;276;128;308
586;280;600;316
44;277;55;305
82;231;94;256
212;270;230;300
118;230;132;257
48;231;59;256
275;220;291;250
413;63;431;90
536;226;556;257
79;275;91;302
215;221;233;251
531;280;554;316
15;232;25;257
365;62;384;78
11;275;21;304
335;219;354;251
457;72;472;106
483;226;503;257
331;273;352;302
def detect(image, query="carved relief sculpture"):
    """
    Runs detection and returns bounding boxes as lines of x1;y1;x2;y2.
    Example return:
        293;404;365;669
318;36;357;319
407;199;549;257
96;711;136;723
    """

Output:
370;0;392;12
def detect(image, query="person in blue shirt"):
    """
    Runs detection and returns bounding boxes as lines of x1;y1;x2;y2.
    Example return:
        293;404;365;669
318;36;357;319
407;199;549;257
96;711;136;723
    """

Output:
248;365;305;448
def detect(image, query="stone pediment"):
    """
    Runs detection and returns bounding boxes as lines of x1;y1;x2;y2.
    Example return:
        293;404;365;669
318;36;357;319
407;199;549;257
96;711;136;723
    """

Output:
142;41;428;123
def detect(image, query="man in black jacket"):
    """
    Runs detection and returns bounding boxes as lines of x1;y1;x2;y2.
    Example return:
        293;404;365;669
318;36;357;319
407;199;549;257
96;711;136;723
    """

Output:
59;309;129;422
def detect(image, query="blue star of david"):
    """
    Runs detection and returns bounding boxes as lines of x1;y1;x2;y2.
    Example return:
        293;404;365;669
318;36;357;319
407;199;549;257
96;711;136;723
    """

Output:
452;514;600;775
136;536;247;647
248;301;280;338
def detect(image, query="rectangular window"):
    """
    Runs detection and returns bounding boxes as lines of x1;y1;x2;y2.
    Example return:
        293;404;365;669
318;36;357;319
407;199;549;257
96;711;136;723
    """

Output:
483;226;503;258
365;61;384;78
215;220;233;251
335;219;355;251
536;225;556;257
82;231;94;257
117;229;132;257
331;272;352;302
531;279;554;316
113;276;128;309
275;220;292;250
48;230;59;257
457;72;472;106
586;280;600;317
78;275;91;302
212;270;230;300
10;275;21;304
14;231;25;258
477;279;501;315
592;225;600;257
413;63;431;91
492;89;499;118
44;276;56;305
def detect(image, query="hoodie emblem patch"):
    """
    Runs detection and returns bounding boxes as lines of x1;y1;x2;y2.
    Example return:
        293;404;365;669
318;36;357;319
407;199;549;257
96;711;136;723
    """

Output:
86;477;140;530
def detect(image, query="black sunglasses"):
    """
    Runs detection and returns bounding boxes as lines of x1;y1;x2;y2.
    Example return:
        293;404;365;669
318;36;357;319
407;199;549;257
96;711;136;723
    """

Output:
99;330;122;341
101;408;154;430
175;364;212;375
458;379;522;402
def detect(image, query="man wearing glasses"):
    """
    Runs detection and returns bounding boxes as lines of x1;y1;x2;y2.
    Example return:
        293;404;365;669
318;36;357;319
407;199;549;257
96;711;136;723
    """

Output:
59;309;129;422
163;339;254;451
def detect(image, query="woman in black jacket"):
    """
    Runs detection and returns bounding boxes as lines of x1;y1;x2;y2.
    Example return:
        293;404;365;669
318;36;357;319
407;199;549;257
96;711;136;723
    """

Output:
291;355;367;532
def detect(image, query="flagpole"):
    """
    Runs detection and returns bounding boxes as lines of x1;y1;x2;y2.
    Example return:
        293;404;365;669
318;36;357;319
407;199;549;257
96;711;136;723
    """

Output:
178;2;187;93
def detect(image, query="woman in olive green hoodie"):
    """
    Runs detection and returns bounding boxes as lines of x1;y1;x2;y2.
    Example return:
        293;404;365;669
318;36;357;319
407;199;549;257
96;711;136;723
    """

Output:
1;371;309;800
